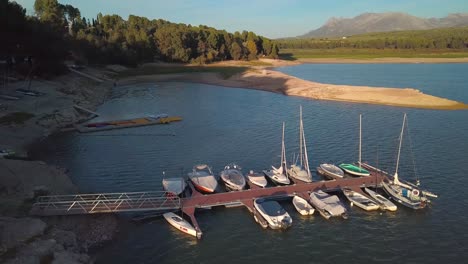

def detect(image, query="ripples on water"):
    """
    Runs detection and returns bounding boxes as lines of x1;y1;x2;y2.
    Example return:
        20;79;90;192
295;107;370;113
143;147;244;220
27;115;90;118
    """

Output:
31;64;468;263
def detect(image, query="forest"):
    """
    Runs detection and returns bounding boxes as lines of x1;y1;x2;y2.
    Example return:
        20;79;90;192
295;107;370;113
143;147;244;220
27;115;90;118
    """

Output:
276;27;468;50
2;0;279;75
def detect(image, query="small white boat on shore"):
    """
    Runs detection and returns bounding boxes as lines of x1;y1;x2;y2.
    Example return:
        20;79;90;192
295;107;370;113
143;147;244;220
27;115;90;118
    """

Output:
188;164;219;194
254;199;292;229
220;163;246;191
342;188;379;211
246;170;268;188
364;188;397;212
292;196;315;216
162;177;187;196
163;212;198;238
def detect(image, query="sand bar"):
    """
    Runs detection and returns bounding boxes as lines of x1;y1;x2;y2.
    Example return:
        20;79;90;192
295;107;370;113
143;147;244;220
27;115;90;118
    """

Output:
120;65;468;110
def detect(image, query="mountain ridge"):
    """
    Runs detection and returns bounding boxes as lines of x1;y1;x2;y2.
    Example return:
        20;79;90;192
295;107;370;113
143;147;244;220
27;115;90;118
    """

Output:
299;12;468;38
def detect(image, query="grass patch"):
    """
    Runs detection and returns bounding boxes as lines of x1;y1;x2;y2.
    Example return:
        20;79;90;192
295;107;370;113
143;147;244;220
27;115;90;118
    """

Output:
280;48;468;59
118;65;248;79
0;112;35;125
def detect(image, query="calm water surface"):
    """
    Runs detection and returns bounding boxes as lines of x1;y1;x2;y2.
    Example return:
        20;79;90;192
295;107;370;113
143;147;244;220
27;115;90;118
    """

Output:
32;64;468;263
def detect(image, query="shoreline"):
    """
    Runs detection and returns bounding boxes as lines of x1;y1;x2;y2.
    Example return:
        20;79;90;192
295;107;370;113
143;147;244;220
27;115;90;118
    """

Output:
295;57;468;64
0;68;116;263
120;61;468;110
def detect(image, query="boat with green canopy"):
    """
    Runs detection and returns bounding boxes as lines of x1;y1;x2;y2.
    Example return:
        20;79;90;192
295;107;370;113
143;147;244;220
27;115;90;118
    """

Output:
339;114;370;177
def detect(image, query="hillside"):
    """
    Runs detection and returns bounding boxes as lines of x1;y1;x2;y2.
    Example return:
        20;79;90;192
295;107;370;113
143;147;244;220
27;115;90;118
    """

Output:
300;12;468;38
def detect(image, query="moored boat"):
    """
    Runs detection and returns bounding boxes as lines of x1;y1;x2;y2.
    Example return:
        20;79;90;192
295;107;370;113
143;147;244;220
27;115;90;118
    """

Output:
246;170;268;188
339;163;370;177
188;164;218;194
309;190;348;219
162;177;187;196
340;114;370;177
264;122;291;185
254;199;292;229
288;106;312;183
220;163;246;191
364;188;397;212
317;163;344;179
292;195;315;216
163;212;198;238
342;188;379;211
382;114;433;210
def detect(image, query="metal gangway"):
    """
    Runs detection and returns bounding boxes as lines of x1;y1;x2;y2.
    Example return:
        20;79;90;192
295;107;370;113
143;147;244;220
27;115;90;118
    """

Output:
30;191;181;216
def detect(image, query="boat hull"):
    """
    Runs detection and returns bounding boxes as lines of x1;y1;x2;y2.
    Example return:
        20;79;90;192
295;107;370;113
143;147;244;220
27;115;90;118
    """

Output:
382;181;426;210
364;188;397;212
254;199;292;229
263;170;290;185
220;168;246;191
162;178;187;196
163;212;198;238
317;163;344;179
246;172;268;188
339;163;370;177
288;165;312;183
342;188;379;211
292;196;315;215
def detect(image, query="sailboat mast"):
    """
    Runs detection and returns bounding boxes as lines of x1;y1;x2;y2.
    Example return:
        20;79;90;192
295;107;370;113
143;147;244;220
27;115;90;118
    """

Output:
282;122;286;169
302;118;311;178
359;114;362;168
395;113;407;176
299;106;303;167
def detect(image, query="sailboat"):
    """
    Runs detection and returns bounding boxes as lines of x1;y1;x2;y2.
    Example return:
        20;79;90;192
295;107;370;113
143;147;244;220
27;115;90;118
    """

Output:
382;113;436;210
339;114;370;177
263;122;291;185
288;106;312;183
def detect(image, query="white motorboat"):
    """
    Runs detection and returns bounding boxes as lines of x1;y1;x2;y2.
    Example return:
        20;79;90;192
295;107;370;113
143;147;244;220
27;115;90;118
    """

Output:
317;163;344;179
292;195;315;216
220;163;246;191
163;212;198;238
309;190;348;219
342;188;380;211
288;106;312;183
254;199;292;229
162;177;187;196
264;122;291;185
246;170;268;188
188;164;219;194
364;188;397;212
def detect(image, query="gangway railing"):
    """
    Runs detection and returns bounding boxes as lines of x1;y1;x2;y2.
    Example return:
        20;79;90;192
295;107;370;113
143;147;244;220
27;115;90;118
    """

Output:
30;191;181;216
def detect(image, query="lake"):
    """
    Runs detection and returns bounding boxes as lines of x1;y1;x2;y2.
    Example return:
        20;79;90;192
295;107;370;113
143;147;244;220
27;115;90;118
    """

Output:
31;63;468;263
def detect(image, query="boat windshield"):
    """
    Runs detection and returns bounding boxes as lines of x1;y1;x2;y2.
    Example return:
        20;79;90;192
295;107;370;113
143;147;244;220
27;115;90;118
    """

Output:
261;201;286;216
193;165;212;176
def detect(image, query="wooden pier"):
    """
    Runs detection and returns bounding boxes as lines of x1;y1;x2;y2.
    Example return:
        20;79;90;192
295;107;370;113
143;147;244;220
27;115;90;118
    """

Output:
31;165;386;238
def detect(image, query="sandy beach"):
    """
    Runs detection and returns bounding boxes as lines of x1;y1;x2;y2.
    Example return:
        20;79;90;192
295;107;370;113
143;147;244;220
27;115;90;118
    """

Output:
121;59;468;110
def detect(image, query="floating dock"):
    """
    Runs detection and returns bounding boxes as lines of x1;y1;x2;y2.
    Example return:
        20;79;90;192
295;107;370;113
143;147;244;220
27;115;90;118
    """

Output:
73;115;182;133
31;165;387;239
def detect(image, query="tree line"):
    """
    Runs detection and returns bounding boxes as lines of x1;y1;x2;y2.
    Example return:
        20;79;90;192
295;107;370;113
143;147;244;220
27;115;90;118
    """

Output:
276;27;468;50
2;0;279;76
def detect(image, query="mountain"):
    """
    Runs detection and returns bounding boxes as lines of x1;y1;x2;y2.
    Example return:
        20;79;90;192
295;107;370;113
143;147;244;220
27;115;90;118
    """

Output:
299;12;468;38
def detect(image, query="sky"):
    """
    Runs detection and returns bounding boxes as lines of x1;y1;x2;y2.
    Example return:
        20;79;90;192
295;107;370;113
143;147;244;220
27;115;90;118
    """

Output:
15;0;468;38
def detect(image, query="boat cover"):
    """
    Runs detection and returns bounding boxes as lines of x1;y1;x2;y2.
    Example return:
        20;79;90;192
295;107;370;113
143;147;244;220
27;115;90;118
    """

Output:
310;190;346;215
